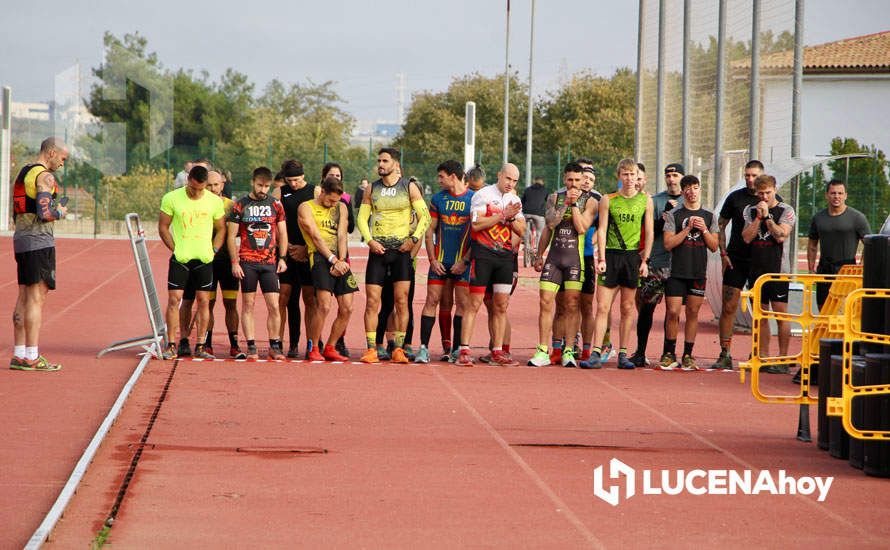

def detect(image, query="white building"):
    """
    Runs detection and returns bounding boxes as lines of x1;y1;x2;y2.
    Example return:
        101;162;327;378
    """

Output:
756;30;890;161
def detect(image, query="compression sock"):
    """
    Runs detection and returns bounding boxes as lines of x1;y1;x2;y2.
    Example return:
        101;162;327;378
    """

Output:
420;315;435;347
684;341;694;357
366;332;376;349
228;332;238;347
452;316;462;351
663;339;677;355
637;303;656;355
438;310;452;348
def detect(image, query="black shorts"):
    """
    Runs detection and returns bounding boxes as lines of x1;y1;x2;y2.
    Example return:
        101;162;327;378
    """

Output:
636;266;672;305
665;277;707;298
759;280;790;304
278;257;300;286
366;249;414;286
582;255;596;294
311;254;359;296
15;247;56;290
168;257;213;293
184;253;239;300
722;257;757;290
470;255;514;294
598;250;642;289
240;262;280;294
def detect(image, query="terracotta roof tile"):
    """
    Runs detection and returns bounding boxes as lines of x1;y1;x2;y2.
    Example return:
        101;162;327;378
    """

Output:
736;30;890;73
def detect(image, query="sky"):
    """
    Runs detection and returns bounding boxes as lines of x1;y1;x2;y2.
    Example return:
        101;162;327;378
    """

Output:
2;0;889;127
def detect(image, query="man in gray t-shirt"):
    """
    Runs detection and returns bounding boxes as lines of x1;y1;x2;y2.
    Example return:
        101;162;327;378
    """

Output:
807;180;870;310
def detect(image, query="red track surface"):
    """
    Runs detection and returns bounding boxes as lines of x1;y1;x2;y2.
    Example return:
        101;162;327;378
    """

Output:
2;238;887;549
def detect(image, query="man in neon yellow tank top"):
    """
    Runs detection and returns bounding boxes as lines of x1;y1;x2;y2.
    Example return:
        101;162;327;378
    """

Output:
298;176;358;362
587;158;654;369
356;148;431;363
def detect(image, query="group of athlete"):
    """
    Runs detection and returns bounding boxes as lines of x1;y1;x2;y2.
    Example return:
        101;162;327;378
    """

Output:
154;149;804;370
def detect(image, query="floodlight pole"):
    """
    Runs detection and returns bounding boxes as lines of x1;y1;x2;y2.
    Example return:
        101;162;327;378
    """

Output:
655;0;666;191
713;0;727;209
749;0;762;161
634;0;646;160
681;0;691;169
525;0;536;188
790;0;805;273
503;0;511;164
465;102;476;172
1;86;11;232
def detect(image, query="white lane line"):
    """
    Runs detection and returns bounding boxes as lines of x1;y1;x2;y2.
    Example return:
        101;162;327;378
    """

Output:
432;367;606;550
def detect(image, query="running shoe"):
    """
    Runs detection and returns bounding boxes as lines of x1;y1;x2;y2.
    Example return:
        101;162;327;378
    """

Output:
10;355;62;371
403;345;416;362
528;346;551;367
415;346;431;364
9;356;28;370
246;344;259;361
455;349;474;367
162;343;178;360
203;346;214;357
193;344;216;360
629;351;648;368
391;347;410;364
376;345;391;361
177;339;192;357
360;348;380;364
761;363;790;374
709;352;734;370
617;352;635;370
230;345;246;359
579;351;602;369
286;344;299;359
580;348;591;362
307;348;325;362
492;350;519;366
335;339;350;359
322;345;348;362
680;354;699;371
562;347;578;368
549;347;563;365
268;346;286;361
479;352;493;364
441;340;452;358
440;350;453;362
448;349;459;364
657;352;678;371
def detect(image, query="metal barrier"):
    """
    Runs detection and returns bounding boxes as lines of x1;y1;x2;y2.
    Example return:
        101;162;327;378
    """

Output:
828;288;890;441
738;267;864;405
98;213;167;359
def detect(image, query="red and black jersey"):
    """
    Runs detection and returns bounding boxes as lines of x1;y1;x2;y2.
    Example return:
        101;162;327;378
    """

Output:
230;195;286;265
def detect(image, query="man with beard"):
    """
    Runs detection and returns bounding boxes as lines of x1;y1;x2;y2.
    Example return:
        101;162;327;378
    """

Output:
357;148;431;363
228;167;289;360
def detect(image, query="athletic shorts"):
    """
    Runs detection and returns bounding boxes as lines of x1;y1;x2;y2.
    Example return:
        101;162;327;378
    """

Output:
185;253;239;301
428;263;470;286
722;257;757;290
470;255;514;294
540;250;583;292
665;277;707;298
15;247;56;290
310;253;359;296
240;262;280;294
636;266;672;305
366;249;413;286
278;257;301;287
582;255;596;295
168;256;213;293
598;249;642;289
759;279;790;304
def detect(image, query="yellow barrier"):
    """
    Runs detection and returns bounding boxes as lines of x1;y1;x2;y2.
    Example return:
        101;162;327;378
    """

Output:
738;268;863;406
827;287;890;441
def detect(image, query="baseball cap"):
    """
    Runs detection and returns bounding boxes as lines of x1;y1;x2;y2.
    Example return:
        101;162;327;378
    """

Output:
664;163;685;175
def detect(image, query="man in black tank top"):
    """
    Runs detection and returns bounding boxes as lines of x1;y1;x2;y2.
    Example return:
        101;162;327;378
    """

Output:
279;160;320;357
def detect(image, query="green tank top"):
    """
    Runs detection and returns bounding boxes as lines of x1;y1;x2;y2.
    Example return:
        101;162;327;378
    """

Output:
605;191;647;251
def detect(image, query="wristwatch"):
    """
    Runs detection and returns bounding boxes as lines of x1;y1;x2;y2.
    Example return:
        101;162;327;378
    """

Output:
410;235;419;244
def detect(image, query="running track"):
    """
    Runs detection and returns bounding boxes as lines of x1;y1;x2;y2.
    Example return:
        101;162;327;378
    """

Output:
1;237;888;549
